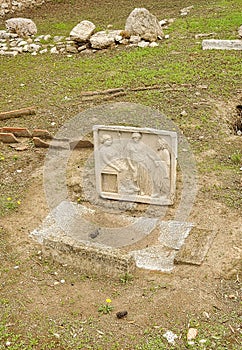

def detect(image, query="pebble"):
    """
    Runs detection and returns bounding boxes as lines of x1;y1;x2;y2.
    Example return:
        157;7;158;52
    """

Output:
50;46;58;54
163;330;178;345
149;42;159;47
187;328;198;341
44;34;51;41
138;41;149;48
180;110;188;116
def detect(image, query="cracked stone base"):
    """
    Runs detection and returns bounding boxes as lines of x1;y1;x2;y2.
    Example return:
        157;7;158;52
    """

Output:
30;201;213;275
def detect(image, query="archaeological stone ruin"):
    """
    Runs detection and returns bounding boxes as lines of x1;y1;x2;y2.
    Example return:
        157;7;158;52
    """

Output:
29;103;216;276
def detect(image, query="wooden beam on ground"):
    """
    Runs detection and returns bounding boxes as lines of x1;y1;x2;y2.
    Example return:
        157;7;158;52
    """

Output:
0;106;36;120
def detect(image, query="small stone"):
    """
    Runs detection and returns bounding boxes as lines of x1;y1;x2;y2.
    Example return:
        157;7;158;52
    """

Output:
202;311;210;319
77;45;87;52
66;45;78;53
180;110;188;117
5;341;11;347
53;35;64;42
18;40;28;46
138;40;149;48
50;47;58;54
187;328;198;341
60;279;65;284
199;339;207;344
164;34;170;39
129;35;141;44
149;42;159;47
22;45;29;52
39;48;47;54
159;19;168;26
163;330;178;345
44;34;51;41
115;35;123;42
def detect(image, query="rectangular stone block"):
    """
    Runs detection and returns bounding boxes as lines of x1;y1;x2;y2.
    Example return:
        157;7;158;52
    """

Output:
202;39;242;50
93;125;177;205
174;227;217;265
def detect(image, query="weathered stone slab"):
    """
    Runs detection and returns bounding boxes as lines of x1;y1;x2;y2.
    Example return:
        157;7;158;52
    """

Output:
202;39;242;50
174;227;217;265
131;245;177;272
30;201;195;274
93;125;177;205
42;235;136;277
31;201;158;249
158;221;192;249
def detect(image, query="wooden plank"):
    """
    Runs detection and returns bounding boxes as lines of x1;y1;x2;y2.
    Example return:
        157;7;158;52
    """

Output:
0;106;36;120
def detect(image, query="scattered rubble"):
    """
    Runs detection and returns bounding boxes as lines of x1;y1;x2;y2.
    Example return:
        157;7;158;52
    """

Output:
0;0;47;18
0;9;175;56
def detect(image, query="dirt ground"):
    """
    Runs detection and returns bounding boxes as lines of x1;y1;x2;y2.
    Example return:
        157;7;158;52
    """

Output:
0;0;241;349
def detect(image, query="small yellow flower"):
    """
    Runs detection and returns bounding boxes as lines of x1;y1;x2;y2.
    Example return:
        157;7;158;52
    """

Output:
17;200;21;205
106;298;112;303
7;197;12;201
0;156;4;161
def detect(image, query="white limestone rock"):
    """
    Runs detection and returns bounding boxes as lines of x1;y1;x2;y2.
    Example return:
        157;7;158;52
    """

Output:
90;30;122;49
125;8;164;42
5;17;37;37
202;39;242;50
138;40;149;48
70;20;96;42
50;46;59;54
129;35;141;44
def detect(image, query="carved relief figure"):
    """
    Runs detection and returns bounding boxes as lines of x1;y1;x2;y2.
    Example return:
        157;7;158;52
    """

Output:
152;137;171;196
99;134;122;173
99;134;138;194
126;132;153;196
